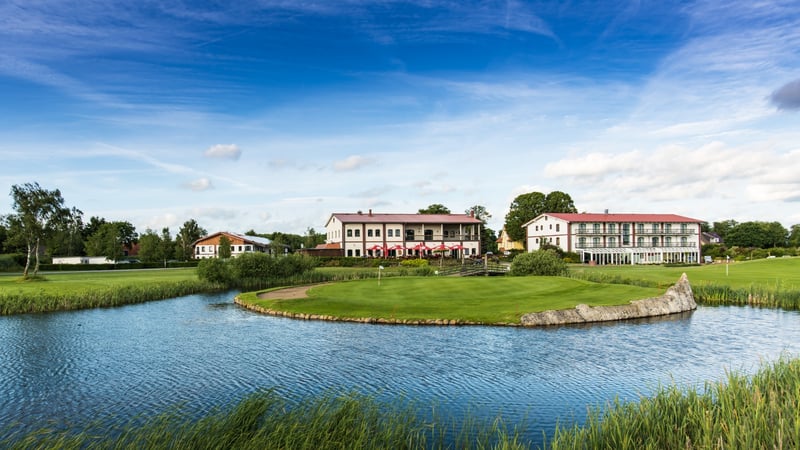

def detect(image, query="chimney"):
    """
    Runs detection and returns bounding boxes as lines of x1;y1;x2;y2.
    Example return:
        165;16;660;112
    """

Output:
604;209;609;214
470;210;474;218
369;209;373;216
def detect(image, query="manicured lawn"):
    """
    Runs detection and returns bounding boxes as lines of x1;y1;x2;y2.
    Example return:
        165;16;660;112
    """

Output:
0;268;199;295
245;276;664;324
569;257;800;290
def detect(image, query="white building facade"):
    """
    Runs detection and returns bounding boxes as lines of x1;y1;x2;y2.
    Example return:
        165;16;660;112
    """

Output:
325;210;483;258
524;213;702;265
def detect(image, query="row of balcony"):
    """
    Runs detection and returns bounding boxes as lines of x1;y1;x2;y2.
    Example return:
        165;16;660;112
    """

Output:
575;243;698;249
574;229;697;235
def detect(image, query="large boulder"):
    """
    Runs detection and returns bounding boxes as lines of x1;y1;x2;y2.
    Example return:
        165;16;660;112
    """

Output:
520;273;696;327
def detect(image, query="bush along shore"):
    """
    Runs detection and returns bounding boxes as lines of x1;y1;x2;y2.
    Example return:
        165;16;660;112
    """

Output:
3;358;799;449
0;279;223;315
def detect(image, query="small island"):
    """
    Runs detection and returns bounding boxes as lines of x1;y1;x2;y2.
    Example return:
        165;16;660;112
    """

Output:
235;274;696;327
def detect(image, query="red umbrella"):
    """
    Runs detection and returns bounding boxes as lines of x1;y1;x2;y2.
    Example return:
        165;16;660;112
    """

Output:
432;243;449;251
449;244;464;250
367;244;384;251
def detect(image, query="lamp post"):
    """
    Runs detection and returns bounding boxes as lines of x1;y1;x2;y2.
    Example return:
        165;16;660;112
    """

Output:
726;255;730;276
378;265;384;286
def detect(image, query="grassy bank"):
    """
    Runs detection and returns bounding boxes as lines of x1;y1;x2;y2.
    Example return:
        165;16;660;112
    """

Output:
0;268;220;315
240;276;663;324
548;356;800;449
570;257;800;309
0;390;529;450
5;357;799;449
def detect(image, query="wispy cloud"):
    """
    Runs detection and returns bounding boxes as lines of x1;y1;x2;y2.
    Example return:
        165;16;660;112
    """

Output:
184;177;213;191
204;144;242;160
333;155;373;172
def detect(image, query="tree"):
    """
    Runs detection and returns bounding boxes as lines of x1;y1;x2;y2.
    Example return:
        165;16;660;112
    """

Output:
504;192;546;243
85;222;136;262
504;191;577;245
724;221;787;249
712;220;738;240
418;204;451;214
466;205;497;254
7;182;70;278
304;227;326;249
137;229;163;263
789;224;800;248
47;207;85;257
159;228;175;263
175;219;207;261
218;235;232;259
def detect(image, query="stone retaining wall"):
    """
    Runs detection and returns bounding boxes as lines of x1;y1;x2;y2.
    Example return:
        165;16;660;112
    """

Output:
519;273;696;326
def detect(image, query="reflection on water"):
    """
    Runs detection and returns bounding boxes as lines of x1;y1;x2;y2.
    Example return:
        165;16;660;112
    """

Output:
1;291;799;443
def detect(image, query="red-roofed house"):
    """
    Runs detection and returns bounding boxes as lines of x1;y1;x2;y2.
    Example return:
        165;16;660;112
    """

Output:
523;212;703;265
325;210;483;258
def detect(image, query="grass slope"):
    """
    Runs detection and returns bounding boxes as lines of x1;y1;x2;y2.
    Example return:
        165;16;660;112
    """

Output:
245;276;663;324
570;257;800;289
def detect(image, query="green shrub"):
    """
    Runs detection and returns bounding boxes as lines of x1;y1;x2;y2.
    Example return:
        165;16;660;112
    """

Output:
197;258;233;285
510;250;568;276
400;258;429;268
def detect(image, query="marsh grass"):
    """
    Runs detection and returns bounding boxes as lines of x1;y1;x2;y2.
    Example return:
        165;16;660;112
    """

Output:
0;391;530;450
548;357;800;449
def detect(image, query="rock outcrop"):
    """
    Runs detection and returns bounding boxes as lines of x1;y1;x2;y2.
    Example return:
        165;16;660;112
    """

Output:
520;273;696;327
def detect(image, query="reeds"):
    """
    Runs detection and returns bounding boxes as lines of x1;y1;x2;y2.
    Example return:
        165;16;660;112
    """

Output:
548;357;800;449
1;390;530;450
0;280;222;315
693;283;800;310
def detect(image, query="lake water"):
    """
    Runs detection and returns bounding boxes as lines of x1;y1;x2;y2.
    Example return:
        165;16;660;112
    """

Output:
2;291;800;445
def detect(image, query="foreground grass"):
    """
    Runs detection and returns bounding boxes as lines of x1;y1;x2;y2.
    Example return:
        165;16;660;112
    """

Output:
0;390;530;450
241;276;663;324
5;358;799;449
570;257;800;310
0;268;220;315
549;356;800;449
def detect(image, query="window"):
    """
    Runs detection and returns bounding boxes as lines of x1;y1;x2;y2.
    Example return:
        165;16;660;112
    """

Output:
238;246;242;252
535;238;539;244
354;229;360;237
637;224;644;234
355;249;361;257
388;229;393;237
637;237;644;247
665;224;672;233
556;237;560;246
406;229;415;240
622;224;630;245
681;237;688;246
665;237;672;246
367;229;373;237
652;237;659;247
608;237;616;247
593;223;600;234
424;229;433;240
579;223;586;233
556;224;560;232
347;249;353;256
592;237;600;247
652;224;659;233
347;229;353;237
681;224;688;233
245;245;251;251
395;229;400;237
608;223;616;233
375;229;380;237
578;237;586;248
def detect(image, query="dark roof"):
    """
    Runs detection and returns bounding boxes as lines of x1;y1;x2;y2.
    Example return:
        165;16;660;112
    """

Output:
327;212;482;226
525;212;703;227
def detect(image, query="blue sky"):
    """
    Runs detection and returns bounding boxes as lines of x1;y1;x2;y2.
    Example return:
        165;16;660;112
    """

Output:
2;1;799;237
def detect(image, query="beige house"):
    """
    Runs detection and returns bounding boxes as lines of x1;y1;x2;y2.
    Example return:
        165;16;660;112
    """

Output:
496;227;524;253
524;212;703;265
325;210;483;258
192;231;286;259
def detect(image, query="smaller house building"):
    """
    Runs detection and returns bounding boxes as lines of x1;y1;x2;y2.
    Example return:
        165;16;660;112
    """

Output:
192;231;286;259
496;227;524;253
52;256;114;265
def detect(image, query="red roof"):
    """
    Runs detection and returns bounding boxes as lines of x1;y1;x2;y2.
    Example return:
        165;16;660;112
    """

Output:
328;212;482;226
543;213;702;223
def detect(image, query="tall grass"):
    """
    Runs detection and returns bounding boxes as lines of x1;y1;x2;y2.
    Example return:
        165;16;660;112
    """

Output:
0;391;530;450
0;279;222;315
548;357;800;449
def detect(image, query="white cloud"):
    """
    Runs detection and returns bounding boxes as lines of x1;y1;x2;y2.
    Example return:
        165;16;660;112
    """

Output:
204;144;241;160
333;155;373;172
184;177;213;191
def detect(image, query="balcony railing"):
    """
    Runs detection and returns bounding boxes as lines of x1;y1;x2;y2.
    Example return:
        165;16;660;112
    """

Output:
575;243;698;249
575;229;696;235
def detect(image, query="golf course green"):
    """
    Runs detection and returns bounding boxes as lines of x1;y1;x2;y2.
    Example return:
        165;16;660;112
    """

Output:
239;276;664;324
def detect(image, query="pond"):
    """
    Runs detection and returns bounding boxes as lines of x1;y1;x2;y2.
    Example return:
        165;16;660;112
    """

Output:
1;291;799;445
